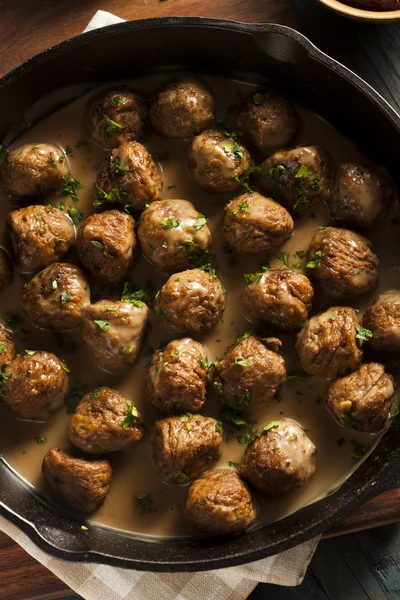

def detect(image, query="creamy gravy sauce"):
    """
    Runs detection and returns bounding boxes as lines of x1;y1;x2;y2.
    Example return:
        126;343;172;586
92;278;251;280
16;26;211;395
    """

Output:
0;74;398;538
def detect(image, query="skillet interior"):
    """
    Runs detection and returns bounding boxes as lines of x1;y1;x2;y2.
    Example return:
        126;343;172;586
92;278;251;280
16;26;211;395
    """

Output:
0;17;400;571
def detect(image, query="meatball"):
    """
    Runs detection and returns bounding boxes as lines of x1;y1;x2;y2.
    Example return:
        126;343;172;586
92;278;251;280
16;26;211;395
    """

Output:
155;268;225;335
137;200;212;272
22;263;90;331
244;269;314;332
69;387;144;454
223;192;294;256
185;468;256;535
259;146;330;213
152;414;223;484
239;419;317;497
0;326;16;369
236;90;299;156
306;227;379;298
76;210;136;282
362;292;400;352
296;306;362;379
95;142;162;212
81;300;149;372
42;447;112;513
149;77;215;139
0;248;12;292
146;338;208;413
328;163;393;227
213;335;286;409
326;363;395;433
1;351;70;420
8;205;75;271
0;143;68;204
188;131;253;193
87;89;146;149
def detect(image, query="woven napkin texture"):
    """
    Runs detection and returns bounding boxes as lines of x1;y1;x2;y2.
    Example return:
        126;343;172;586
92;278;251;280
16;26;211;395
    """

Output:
0;10;321;599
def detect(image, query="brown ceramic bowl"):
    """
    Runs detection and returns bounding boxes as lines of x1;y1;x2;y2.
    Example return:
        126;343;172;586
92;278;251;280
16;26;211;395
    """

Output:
317;0;400;21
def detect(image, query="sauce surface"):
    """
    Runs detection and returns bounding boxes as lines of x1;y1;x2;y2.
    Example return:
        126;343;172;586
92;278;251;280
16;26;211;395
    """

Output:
0;74;398;538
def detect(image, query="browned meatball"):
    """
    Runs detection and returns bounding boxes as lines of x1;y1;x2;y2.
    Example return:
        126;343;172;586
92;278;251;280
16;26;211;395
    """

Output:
8;205;75;271
0;248;12;292
81;300;149;372
137;200;212;272
328;163;394;227
306;227;379;298
188;131;253;193
236;90;299;156
76;210;136;282
213;335;286;409
326;363;395;433
155;268;225;335
362;292;400;352
87;89;146;149
223;192;294;256
42;447;112;513
185;468;256;535
244;269;314;332
22;263;90;331
146;338;208;413
69;387;144;454
0;327;16;369
149;77;215;139
296;306;363;379
1;351;70;420
259;146;330;213
0;143;68;204
152;414;223;484
95;142;162;212
239;419;317;497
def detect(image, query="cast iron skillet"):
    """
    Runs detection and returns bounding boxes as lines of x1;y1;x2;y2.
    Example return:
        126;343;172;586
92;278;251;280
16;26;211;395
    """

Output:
1;17;400;572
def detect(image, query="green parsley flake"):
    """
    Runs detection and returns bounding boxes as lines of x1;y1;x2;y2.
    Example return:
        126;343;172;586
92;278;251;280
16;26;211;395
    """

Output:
111;95;128;107
264;421;280;432
160;218;180;229
135;493;157;513
61;172;83;202
94;320;109;332
25;350;36;356
35;436;47;444
194;214;207;230
122;400;139;429
91;240;104;250
103;114;124;140
306;251;325;269
277;251;289;267
355;326;373;341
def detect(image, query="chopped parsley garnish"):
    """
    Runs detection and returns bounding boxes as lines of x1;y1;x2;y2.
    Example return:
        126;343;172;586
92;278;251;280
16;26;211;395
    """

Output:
306;251;325;269
81;525;89;531
295;164;311;179
0;343;6;354
51;279;58;291
341;413;356;429
94;320;109;332
244;273;262;284
122;400;139;429
66;382;88;413
264;164;286;181
61;172;82;202
295;250;305;259
60;290;71;303
35;436;47;444
49;155;58;169
167;185;176;190
215;421;223;433
389;406;400;420
239;200;249;213
351;439;367;460
356;326;373;341
25;350;36;356
162;240;168;249
194;214;207;230
65;145;74;157
103;114;124;140
0;369;10;384
233;357;250;368
156;309;169;320
160;218;180;229
177;473;189;484
187;249;217;275
277;251;289;267
68;205;84;224
120;282;150;307
61;363;70;373
260;261;271;272
91;240;104;250
111;95;127;107
222;141;245;161
94;186;128;208
114;156;128;175
199;355;215;370
135;493;157;514
253;92;266;105
264;421;280;432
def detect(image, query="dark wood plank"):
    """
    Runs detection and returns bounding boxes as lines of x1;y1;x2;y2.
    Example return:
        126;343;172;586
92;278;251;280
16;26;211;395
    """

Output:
0;0;297;79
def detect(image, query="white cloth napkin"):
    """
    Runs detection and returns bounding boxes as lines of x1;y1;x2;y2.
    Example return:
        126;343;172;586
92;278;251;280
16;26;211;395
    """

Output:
0;10;321;599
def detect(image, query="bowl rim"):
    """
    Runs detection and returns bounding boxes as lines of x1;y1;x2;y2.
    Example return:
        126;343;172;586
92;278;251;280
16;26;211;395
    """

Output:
317;0;400;20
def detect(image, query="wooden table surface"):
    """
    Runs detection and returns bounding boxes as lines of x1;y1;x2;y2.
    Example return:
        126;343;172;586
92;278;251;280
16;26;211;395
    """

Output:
0;0;400;598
